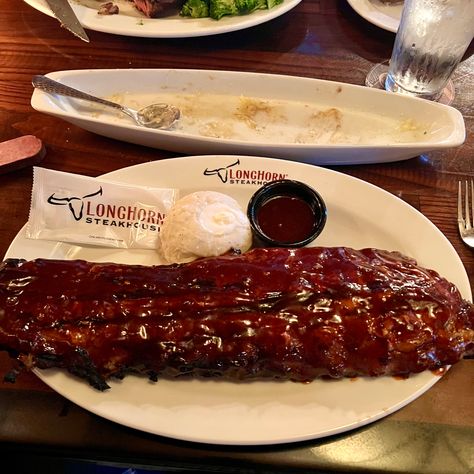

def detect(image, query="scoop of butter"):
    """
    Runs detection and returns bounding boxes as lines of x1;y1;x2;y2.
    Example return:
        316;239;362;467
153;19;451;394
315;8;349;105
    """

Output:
160;191;252;264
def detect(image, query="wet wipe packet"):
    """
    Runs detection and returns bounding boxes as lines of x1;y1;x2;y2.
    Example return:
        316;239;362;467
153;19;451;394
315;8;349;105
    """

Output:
27;167;178;249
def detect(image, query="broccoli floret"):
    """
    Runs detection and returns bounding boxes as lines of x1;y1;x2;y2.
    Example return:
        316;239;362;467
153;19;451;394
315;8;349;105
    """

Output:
267;0;283;8
194;0;281;20
235;0;267;14
180;0;210;18
210;0;270;19
210;0;238;19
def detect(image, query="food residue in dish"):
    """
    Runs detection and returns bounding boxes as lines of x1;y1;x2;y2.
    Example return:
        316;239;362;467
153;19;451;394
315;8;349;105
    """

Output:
295;108;344;144
85;91;430;145
234;97;286;130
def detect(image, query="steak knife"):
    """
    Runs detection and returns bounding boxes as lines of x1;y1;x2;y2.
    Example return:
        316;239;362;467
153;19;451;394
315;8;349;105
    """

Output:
45;0;90;42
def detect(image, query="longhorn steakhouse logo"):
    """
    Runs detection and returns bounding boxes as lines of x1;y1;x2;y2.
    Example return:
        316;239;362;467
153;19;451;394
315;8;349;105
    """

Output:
203;159;241;183
203;159;288;185
46;187;162;232
47;187;103;221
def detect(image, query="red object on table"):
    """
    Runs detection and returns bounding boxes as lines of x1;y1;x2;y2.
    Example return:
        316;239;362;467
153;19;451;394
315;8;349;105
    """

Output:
0;135;45;174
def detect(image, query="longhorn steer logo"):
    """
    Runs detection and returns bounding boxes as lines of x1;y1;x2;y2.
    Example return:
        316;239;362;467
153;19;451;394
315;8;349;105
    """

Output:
47;187;103;221
203;159;240;183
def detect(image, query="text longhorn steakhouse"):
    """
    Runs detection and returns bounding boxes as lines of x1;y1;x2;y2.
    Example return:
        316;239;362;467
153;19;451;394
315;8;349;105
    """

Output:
203;159;240;183
47;187;103;221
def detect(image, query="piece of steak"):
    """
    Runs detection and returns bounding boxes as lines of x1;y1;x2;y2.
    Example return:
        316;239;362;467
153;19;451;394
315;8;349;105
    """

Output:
0;247;472;390
131;0;183;18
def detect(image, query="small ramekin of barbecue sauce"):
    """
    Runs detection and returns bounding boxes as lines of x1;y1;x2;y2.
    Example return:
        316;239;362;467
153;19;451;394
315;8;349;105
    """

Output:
247;179;327;247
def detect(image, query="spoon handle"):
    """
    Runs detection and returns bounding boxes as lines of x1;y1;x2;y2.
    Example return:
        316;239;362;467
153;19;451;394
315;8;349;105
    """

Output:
32;75;124;111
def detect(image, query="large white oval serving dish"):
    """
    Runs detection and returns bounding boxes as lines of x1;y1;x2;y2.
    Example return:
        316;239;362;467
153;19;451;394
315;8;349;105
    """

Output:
30;69;466;165
24;0;302;38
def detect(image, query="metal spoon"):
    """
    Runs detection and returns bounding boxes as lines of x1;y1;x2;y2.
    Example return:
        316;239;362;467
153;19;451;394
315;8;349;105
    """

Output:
32;75;180;130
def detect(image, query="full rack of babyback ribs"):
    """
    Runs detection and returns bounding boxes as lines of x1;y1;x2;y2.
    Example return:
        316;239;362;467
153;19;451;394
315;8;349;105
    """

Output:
0;247;473;391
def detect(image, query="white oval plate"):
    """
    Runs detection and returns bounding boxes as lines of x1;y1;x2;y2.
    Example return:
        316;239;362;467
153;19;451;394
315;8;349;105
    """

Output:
6;155;470;445
23;0;301;38
30;69;465;166
347;0;402;33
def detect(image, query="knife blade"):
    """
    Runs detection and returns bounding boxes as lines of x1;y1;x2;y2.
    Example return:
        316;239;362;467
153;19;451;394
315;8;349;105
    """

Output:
45;0;90;42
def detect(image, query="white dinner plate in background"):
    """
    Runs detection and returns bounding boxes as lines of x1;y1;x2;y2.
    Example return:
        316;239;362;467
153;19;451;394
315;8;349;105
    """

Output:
347;0;402;33
23;0;301;38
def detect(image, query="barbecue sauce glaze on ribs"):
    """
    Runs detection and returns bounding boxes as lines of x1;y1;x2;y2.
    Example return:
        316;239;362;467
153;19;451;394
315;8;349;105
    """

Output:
0;247;472;391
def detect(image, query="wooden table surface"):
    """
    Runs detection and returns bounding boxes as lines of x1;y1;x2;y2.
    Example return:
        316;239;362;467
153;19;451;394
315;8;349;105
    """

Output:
0;1;473;473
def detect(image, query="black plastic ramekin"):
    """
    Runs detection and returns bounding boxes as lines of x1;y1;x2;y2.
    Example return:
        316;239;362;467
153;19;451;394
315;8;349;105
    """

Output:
247;179;327;248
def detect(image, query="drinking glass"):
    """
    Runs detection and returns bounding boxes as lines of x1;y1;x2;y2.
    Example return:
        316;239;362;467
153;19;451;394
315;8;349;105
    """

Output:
367;0;474;103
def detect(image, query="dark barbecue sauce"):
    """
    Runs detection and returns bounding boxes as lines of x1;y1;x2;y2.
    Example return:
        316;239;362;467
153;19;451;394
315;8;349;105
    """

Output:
256;195;315;243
